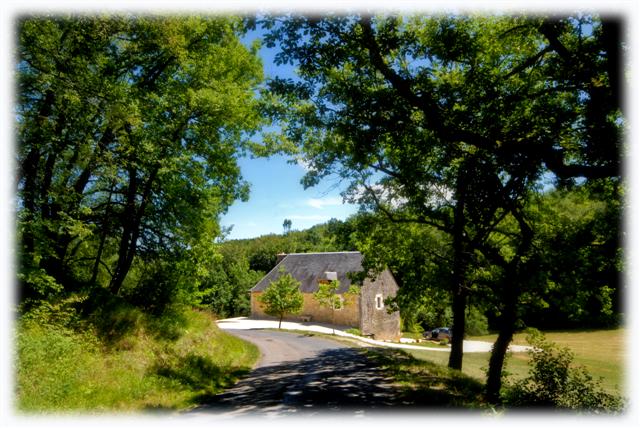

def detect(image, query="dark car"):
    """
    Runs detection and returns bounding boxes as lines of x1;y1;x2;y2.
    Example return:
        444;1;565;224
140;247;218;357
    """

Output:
426;327;451;340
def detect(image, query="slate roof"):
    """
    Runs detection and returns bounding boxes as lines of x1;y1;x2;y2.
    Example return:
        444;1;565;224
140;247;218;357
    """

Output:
250;251;364;294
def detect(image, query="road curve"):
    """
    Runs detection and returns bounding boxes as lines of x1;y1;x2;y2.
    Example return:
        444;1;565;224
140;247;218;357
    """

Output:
190;329;407;416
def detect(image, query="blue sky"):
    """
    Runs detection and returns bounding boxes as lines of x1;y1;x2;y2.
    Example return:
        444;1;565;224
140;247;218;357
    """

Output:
219;28;359;240
220;155;359;240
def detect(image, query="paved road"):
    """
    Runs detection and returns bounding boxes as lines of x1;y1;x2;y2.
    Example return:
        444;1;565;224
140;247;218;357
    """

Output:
190;329;408;417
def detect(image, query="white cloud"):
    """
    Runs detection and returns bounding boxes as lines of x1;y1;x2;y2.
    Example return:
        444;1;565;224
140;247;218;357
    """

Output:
296;158;314;172
306;196;343;209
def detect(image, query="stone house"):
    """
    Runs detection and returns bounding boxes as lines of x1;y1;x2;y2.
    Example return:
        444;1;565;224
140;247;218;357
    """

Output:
249;251;401;341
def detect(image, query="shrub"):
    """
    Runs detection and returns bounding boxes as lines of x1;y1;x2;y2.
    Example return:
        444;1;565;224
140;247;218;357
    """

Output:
345;328;361;336
503;330;625;413
465;306;489;336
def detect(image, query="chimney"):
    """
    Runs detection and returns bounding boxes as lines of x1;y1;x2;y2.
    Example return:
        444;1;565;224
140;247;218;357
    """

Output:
276;253;287;264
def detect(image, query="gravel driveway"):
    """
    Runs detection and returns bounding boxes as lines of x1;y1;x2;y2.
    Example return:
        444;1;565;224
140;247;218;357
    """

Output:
216;317;532;353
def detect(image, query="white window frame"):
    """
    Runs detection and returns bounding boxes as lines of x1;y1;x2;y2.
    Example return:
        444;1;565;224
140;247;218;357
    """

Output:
375;293;384;310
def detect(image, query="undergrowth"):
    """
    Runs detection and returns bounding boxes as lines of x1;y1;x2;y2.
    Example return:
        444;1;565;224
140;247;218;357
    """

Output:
502;330;625;413
15;293;259;413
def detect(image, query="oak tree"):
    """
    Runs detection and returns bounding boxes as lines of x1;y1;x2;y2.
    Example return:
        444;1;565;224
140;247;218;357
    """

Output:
261;13;623;401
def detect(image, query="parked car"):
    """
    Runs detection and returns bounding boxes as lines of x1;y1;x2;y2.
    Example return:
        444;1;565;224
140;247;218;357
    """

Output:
426;327;452;340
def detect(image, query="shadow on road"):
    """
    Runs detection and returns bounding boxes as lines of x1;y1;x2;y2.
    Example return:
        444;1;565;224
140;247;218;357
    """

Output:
189;347;407;416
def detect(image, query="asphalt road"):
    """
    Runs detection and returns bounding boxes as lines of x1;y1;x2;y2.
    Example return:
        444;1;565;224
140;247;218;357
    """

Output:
192;329;408;416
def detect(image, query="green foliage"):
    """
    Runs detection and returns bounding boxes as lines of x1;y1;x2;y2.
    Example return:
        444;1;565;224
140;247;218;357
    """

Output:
345;328;361;336
17;267;63;301
518;189;623;329
262;14;623;389
16;15;265;306
348;213;452;332
258;269;304;327
313;280;341;310
313;279;359;334
503;330;625;413
282;218;292;234
222;221;347;273
194;250;262;318
465;306;489;337
15;297;259;412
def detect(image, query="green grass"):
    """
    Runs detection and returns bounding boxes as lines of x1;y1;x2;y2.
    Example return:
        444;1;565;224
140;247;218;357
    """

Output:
364;347;487;408
401;331;424;340
406;328;625;395
16;300;259;413
409;340;451;349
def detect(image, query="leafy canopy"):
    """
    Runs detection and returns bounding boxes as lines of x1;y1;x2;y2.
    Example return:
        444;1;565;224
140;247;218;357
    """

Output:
17;15;265;308
258;269;304;327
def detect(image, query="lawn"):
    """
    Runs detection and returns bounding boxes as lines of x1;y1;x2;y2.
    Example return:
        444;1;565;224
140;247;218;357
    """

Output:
406;328;626;395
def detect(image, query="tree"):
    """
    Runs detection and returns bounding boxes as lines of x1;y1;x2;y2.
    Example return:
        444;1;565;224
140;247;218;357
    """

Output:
16;16;265;306
313;279;359;334
347;212;452;333
258;269;304;328
261;13;622;402
282;218;292;234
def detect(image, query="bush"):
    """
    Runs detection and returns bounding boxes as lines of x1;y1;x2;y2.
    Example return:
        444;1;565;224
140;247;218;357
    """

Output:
345;328;361;336
503;330;625;413
465;306;489;336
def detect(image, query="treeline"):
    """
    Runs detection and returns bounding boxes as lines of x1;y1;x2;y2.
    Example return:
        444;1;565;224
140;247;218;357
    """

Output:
205;220;353;317
212;186;621;333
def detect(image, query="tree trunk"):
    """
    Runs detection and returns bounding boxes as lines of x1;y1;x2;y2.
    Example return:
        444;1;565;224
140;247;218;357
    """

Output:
485;288;518;403
19;90;56;257
279;314;283;329
448;277;467;370
109;164;159;295
90;184;115;284
448;170;469;370
485;207;533;403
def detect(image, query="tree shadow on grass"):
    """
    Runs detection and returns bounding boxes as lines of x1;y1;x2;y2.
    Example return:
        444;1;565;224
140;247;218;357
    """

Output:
365;348;486;409
153;353;252;404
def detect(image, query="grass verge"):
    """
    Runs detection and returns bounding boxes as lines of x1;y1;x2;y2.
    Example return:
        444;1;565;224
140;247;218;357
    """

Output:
364;347;486;408
15;296;259;413
407;329;625;395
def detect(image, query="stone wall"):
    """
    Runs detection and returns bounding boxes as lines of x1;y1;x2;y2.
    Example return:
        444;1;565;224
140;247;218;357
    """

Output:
359;270;401;341
250;269;401;340
250;291;359;327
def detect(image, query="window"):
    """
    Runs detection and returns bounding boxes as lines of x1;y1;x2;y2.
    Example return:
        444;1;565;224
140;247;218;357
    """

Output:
375;294;384;310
